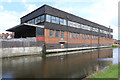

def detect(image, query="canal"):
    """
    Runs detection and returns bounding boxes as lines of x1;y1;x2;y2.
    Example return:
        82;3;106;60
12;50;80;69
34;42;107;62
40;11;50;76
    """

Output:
2;48;119;78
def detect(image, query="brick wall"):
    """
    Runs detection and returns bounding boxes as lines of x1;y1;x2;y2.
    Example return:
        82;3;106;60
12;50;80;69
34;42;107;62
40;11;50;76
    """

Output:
45;29;113;45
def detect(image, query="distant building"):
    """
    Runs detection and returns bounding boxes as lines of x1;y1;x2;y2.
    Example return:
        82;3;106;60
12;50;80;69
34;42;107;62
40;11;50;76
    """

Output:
0;34;2;39
0;32;14;39
114;40;120;44
6;4;113;49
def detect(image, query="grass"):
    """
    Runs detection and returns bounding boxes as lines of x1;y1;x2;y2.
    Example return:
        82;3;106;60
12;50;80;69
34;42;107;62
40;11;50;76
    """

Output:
88;64;119;78
112;45;119;48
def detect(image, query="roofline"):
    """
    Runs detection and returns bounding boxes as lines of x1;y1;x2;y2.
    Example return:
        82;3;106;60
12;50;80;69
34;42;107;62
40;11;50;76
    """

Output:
6;23;44;32
20;4;112;30
45;5;112;30
20;4;47;19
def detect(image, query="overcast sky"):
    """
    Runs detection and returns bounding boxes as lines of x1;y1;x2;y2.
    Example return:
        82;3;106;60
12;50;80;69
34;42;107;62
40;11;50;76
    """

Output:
0;0;119;39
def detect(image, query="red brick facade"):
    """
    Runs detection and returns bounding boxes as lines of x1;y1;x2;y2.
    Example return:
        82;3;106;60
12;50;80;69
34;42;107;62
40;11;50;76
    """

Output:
45;29;114;45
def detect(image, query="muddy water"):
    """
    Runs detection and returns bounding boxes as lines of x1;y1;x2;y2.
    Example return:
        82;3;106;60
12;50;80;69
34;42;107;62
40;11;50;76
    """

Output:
2;48;118;78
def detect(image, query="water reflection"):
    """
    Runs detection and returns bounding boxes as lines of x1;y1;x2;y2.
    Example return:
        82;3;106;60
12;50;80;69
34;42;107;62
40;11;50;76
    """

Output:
2;48;117;78
97;48;118;64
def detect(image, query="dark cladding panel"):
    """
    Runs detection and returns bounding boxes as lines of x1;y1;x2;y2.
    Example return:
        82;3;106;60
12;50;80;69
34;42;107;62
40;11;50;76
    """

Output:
36;27;44;36
45;5;67;19
21;6;45;23
36;27;44;42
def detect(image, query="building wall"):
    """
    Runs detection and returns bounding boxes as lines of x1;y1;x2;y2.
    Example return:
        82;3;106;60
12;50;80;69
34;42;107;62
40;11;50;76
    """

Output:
19;5;114;49
44;29;113;49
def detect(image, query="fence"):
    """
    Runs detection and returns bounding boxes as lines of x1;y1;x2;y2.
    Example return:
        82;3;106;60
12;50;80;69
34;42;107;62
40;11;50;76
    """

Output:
0;38;43;48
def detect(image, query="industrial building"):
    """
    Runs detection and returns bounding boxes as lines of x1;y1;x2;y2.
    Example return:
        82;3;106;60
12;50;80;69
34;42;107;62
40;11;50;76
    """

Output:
7;4;113;49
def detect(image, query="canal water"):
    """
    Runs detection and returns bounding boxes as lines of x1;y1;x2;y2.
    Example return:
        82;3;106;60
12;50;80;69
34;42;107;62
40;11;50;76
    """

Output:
2;48;119;78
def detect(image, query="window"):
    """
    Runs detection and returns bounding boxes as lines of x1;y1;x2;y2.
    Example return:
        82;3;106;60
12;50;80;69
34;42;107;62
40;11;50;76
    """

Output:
92;35;97;40
36;28;44;36
70;32;72;39
73;22;75;28
27;21;30;24
81;24;84;29
76;33;79;39
64;19;66;25
96;28;98;32
55;30;60;37
50;30;54;37
68;21;73;27
73;22;78;28
82;34;85;39
56;17;59;24
78;24;81;28
35;16;41;24
96;36;98;40
46;15;51;22
31;19;35;24
106;31;109;34
61;31;64;38
86;35;90;39
100;29;104;33
92;35;94;40
91;27;93;31
92;27;95;31
51;16;56;23
94;36;96;40
73;33;76;39
84;25;88;30
60;18;64;25
76;23;80;28
88;26;91;31
27;19;35;24
41;15;45;22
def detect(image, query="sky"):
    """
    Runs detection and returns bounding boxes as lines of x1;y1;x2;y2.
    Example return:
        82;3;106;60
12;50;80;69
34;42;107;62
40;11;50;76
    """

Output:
0;0;119;39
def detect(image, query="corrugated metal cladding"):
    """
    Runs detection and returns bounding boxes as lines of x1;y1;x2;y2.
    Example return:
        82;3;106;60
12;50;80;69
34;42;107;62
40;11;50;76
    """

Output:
44;5;112;32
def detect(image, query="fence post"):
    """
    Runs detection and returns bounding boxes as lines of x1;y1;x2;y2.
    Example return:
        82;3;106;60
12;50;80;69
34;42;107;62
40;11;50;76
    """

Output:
41;43;46;57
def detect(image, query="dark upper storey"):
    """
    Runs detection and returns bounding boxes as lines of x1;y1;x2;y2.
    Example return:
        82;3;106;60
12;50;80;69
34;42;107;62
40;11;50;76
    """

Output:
20;4;113;36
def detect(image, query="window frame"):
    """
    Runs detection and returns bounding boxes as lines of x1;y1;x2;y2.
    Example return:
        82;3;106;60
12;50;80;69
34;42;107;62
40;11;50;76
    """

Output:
50;30;54;37
35;16;41;24
61;31;64;38
41;15;45;22
55;30;60;37
46;15;51;22
70;32;73;39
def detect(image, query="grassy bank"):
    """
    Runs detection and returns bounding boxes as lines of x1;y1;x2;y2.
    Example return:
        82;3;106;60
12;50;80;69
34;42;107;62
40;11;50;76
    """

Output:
112;45;119;48
88;64;119;78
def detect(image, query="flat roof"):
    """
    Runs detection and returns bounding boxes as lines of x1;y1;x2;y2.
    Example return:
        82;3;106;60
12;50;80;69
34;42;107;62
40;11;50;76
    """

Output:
6;23;44;32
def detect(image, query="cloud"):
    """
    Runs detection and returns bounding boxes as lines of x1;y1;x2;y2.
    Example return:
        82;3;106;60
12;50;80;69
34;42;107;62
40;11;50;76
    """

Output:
0;5;4;10
0;2;39;33
0;0;12;2
24;4;38;13
0;0;100;2
87;0;118;39
0;11;20;33
52;0;118;39
0;3;38;33
52;5;74;13
0;0;119;39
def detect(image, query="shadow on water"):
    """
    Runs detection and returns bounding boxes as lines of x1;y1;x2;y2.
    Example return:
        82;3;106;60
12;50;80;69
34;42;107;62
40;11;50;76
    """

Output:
2;48;118;78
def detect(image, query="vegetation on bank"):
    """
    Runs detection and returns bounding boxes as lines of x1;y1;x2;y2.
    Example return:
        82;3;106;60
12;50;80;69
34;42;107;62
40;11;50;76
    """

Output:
112;45;119;48
88;64;119;78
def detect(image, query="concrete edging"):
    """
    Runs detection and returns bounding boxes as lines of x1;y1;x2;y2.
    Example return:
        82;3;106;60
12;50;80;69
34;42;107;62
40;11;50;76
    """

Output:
0;47;42;58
